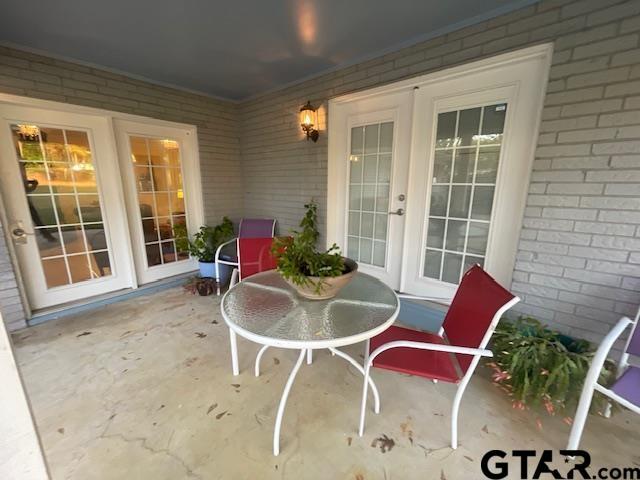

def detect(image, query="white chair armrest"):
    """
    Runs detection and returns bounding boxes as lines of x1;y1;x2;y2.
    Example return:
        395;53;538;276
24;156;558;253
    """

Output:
215;237;237;262
368;340;492;366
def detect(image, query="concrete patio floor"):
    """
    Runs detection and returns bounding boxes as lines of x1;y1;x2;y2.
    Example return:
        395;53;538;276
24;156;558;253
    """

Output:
12;286;639;480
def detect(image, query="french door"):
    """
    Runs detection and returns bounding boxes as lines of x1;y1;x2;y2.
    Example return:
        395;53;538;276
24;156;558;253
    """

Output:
114;120;202;284
329;45;551;301
0;105;134;309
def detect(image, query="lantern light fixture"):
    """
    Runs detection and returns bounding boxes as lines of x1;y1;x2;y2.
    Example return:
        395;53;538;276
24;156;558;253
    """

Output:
299;100;319;142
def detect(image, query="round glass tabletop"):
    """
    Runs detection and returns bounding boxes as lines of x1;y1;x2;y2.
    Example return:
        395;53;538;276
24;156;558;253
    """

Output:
221;270;399;348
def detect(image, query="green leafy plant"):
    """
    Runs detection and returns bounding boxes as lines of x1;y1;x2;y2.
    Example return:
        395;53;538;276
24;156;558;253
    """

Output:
174;217;234;263
487;316;616;425
271;201;347;293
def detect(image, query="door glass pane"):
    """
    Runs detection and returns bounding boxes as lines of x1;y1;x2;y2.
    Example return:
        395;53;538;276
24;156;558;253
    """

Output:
423;103;507;284
346;122;393;267
11;124;113;289
129;136;189;267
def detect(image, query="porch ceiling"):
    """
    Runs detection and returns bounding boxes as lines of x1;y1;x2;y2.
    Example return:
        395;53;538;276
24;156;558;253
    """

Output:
0;0;536;100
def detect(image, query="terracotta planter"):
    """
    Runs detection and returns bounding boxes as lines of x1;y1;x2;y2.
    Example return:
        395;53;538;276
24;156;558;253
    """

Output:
284;258;358;300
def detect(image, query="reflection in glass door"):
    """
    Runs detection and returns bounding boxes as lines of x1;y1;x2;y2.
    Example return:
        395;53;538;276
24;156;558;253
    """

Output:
129;136;189;268
424;103;506;284
11;124;112;288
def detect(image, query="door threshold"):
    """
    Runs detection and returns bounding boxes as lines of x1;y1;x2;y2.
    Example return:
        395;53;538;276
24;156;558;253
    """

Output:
28;271;197;327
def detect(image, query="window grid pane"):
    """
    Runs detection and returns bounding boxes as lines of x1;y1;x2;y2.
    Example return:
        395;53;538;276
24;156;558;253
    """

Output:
12;124;113;288
423;103;506;284
347;122;393;267
130;136;188;268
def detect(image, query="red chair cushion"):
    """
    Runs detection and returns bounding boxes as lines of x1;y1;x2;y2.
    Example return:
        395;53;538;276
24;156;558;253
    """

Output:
370;325;461;383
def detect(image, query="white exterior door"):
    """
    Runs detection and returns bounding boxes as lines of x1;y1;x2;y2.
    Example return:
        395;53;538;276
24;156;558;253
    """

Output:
329;45;552;301
0;104;134;309
114;120;202;284
327;91;413;289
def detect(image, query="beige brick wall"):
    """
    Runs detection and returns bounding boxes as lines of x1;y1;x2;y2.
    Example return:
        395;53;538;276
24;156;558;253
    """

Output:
240;0;640;343
0;46;242;329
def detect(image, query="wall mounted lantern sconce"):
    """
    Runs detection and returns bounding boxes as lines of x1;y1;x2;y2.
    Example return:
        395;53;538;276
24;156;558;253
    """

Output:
300;100;319;142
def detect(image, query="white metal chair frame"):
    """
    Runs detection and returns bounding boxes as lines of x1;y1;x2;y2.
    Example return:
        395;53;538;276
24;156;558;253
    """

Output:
359;293;520;449
214;219;277;295
567;310;640;451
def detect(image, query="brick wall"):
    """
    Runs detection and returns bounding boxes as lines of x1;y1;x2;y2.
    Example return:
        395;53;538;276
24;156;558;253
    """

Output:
240;0;640;343
0;46;242;329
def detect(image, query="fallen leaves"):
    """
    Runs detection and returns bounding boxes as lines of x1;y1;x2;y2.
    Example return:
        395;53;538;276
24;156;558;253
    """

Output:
215;410;228;420
371;434;395;453
57;428;64;434
76;331;92;337
347;436;352;446
273;357;280;365
195;332;207;338
206;403;218;415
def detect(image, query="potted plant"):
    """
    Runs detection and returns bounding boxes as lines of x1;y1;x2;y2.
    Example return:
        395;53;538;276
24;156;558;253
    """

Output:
271;201;357;300
183;276;216;296
487;316;616;426
174;217;234;280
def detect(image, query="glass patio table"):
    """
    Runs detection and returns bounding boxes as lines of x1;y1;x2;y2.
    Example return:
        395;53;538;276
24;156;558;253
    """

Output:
221;270;399;456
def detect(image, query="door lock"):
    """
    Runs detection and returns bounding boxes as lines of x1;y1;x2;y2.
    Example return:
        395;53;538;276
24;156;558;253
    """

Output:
389;208;405;216
10;222;32;245
398;194;406;201
12;227;26;237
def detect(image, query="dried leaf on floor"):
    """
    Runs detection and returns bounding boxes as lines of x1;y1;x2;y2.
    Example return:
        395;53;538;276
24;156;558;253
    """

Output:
355;474;364;480
211;319;218;324
371;434;395;453
482;425;489;434
347;436;352;446
273;357;280;365
440;470;447;480
215;410;228;420
464;456;473;462
231;384;240;388
195;332;207;338
76;331;92;337
57;428;64;434
207;403;218;415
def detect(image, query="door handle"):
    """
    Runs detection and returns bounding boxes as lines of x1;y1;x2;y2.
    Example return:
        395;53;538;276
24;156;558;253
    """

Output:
389;208;405;216
10;222;34;244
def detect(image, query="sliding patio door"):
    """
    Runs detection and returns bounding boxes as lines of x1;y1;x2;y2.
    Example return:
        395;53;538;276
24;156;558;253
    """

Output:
114;120;202;284
0;105;134;309
329;45;551;301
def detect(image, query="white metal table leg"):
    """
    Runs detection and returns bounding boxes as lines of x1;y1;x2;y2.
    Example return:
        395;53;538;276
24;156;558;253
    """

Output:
229;328;239;376
274;349;306;456
306;349;313;365
255;345;269;376
328;347;380;414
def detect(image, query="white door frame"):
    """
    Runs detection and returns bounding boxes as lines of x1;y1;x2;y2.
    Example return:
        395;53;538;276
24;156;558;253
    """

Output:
328;44;552;298
0;93;201;314
327;90;413;289
114;119;203;284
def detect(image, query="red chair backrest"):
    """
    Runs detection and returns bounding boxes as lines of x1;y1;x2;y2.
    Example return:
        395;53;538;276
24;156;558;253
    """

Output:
442;265;516;374
238;237;279;280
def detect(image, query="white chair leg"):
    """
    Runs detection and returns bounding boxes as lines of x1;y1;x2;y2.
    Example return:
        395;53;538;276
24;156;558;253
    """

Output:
567;384;596;450
216;262;221;295
255;345;269;377
306;349;313;365
451;384;466;450
229;268;239;288
273;349;306;456
229;328;239;376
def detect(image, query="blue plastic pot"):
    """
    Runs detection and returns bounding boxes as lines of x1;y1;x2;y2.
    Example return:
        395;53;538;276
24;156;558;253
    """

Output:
199;261;232;285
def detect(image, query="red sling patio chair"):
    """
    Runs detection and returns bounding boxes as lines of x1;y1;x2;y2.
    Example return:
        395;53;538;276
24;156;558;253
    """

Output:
227;237;282;376
214;218;276;295
358;265;520;449
567;308;640;450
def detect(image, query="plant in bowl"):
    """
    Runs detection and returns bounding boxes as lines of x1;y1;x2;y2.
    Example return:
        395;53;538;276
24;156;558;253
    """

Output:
174;217;234;279
487;316;616;427
271;201;357;300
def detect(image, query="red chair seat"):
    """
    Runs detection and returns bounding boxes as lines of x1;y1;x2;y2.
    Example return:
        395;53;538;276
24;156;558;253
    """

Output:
370;325;461;383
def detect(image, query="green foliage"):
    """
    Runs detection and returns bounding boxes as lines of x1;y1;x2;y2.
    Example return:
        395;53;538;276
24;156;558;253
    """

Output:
174;217;234;263
488;316;616;421
272;201;346;293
